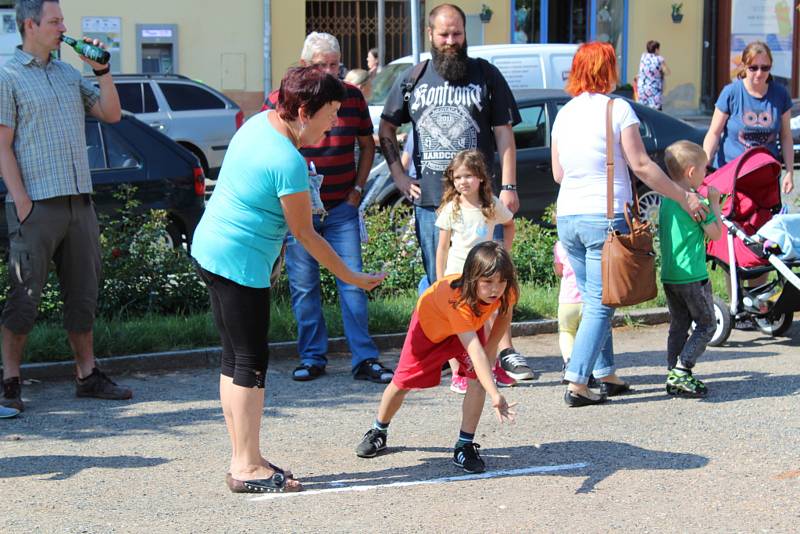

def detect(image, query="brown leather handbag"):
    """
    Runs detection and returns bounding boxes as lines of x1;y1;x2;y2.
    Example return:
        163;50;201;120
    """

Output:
600;98;658;307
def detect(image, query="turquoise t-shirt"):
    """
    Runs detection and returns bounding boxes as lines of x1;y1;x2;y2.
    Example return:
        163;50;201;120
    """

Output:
658;196;716;284
191;111;308;288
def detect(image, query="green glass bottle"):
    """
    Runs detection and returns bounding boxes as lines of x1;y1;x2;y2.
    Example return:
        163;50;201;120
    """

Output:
60;35;110;65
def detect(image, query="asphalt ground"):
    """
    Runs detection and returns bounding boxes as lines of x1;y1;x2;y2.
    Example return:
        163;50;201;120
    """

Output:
1;322;799;533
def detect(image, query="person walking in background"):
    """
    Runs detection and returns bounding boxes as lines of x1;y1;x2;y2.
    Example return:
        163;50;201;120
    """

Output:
434;150;524;393
636;40;670;110
553;240;583;371
264;32;393;384
0;0;129;412
703;40;794;194
355;242;517;474
379;3;527;379
552;42;708;408
659;141;723;398
344;68;372;101
366;47;380;80
192;66;385;494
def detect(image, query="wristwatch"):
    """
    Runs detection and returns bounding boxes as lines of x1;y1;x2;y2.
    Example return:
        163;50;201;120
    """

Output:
500;184;517;191
353;185;364;195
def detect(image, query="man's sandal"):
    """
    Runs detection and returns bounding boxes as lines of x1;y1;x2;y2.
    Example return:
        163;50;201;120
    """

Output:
226;472;303;494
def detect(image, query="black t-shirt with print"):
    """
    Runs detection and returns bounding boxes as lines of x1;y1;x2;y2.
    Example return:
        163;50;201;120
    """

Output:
381;58;521;207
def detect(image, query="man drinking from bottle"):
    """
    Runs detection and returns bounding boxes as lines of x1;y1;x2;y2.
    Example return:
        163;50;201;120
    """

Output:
0;0;128;412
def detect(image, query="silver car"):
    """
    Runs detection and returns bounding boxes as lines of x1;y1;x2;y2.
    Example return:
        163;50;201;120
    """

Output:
100;74;243;178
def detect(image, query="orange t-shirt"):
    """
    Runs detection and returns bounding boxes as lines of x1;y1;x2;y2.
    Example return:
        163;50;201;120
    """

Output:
415;274;517;343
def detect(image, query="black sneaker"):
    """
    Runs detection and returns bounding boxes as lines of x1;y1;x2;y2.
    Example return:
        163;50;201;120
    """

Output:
354;359;394;384
498;348;536;380
292;364;325;382
1;374;24;412
453;442;485;473
356;428;387;458
75;368;133;400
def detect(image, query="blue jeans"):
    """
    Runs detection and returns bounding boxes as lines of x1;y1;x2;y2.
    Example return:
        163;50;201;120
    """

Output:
285;201;379;372
415;205;440;287
557;214;629;385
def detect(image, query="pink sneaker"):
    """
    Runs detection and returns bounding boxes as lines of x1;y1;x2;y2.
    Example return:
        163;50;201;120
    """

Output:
450;375;468;394
493;362;517;388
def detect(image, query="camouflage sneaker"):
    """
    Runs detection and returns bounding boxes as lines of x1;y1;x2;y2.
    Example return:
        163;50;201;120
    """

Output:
666;369;708;398
76;368;133;400
1;374;24;412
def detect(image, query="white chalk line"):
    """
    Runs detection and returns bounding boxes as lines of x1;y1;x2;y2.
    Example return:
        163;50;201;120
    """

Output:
249;462;589;501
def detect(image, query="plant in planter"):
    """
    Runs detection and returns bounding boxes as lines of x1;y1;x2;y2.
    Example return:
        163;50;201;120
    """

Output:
479;4;493;23
671;3;684;23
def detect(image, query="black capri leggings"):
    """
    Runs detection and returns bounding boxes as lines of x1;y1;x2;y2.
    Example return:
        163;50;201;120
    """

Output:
196;266;270;388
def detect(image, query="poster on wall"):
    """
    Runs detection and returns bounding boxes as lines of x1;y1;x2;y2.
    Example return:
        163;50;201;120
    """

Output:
730;0;793;85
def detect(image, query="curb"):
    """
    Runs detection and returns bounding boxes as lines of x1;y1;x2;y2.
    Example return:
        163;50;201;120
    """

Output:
20;307;670;380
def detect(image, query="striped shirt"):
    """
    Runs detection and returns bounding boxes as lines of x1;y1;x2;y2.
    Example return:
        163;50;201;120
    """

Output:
263;82;373;208
0;47;100;201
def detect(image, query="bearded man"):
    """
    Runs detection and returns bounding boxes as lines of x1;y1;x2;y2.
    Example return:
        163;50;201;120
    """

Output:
379;4;535;381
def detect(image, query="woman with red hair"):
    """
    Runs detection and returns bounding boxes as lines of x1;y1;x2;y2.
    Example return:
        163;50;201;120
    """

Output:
551;42;707;407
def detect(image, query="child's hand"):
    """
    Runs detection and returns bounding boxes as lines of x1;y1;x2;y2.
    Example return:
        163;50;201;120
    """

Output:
491;394;517;424
707;186;721;204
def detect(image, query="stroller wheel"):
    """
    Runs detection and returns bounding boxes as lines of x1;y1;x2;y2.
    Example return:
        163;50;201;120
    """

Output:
754;311;794;337
707;296;733;347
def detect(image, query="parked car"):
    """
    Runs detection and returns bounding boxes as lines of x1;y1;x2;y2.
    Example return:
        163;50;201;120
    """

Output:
365;89;706;223
367;43;579;131
94;73;243;178
0;113;206;249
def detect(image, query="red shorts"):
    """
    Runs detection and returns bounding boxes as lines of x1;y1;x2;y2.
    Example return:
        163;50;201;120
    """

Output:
392;311;487;390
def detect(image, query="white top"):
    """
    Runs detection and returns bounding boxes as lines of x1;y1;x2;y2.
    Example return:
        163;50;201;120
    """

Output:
402;134;416;179
552;93;640;216
435;196;513;275
554;241;581;304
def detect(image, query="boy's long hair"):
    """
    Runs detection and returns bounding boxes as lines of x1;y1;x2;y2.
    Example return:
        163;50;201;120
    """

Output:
438;149;495;222
451;242;519;317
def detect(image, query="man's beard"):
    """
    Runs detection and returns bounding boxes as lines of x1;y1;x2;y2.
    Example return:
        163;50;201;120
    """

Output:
431;41;469;82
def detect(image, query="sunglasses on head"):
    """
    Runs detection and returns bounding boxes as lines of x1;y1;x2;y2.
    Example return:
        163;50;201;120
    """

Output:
747;64;771;72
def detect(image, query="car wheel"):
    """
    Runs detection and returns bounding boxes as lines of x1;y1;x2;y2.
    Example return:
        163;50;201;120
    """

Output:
162;221;183;249
638;190;661;225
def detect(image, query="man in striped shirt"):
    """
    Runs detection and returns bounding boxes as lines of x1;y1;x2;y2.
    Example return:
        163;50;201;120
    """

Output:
264;32;393;384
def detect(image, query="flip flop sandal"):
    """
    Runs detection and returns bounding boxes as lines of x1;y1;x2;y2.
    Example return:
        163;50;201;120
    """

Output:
226;462;294;484
227;472;303;494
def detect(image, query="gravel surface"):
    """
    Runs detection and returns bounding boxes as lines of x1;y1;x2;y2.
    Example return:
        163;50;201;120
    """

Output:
2;323;798;533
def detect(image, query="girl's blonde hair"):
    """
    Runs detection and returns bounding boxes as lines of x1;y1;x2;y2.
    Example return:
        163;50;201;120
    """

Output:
438;149;495;222
736;41;773;81
451;241;519;317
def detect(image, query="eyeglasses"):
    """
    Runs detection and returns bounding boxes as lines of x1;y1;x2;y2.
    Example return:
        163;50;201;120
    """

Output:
747;64;771;72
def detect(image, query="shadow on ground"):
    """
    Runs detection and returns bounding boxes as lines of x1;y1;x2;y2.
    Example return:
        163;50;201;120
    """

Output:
302;441;708;494
0;454;168;480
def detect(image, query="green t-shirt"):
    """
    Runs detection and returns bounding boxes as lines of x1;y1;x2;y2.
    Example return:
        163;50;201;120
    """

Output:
658;196;717;284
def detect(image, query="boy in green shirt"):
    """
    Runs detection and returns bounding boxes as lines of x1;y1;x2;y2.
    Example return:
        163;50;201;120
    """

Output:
659;141;723;397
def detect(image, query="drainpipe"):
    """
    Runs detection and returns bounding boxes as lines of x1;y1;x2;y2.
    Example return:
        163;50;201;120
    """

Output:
263;0;272;97
377;0;385;66
410;0;420;63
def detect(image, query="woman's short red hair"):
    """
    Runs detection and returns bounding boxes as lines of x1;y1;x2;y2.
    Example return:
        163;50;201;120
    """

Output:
565;42;619;96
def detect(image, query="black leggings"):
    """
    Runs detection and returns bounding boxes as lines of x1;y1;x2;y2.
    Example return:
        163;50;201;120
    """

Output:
196;266;270;388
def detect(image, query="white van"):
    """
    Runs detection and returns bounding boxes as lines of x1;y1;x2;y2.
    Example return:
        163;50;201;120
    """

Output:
367;43;578;129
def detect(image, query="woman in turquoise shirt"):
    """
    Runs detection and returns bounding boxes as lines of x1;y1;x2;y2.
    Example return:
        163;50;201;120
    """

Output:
191;66;384;494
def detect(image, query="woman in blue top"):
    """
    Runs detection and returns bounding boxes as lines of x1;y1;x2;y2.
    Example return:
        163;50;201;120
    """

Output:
191;66;385;494
703;41;794;194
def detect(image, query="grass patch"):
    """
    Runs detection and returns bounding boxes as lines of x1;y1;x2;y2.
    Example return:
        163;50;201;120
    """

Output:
22;271;729;364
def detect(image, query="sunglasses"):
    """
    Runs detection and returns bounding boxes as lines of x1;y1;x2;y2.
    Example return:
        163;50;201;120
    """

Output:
747;64;771;72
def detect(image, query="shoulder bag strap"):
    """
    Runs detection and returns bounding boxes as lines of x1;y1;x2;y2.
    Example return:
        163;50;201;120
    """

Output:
606;98;615;220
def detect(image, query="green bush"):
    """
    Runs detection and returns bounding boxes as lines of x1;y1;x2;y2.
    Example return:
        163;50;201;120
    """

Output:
511;217;558;287
0;186;208;321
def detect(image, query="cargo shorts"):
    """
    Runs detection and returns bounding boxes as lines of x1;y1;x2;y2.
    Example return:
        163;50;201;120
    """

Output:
2;195;101;334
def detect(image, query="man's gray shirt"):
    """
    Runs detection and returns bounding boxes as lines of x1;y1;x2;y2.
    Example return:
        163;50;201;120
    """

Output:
0;46;100;201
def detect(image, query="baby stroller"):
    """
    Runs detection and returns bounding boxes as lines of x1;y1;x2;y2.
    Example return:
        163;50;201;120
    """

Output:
699;146;800;346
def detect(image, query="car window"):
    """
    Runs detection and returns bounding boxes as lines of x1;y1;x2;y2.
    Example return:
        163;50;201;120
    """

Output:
102;126;141;169
143;82;159;113
115;83;144;114
158;82;225;111
85;121;106;170
513;104;548;149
